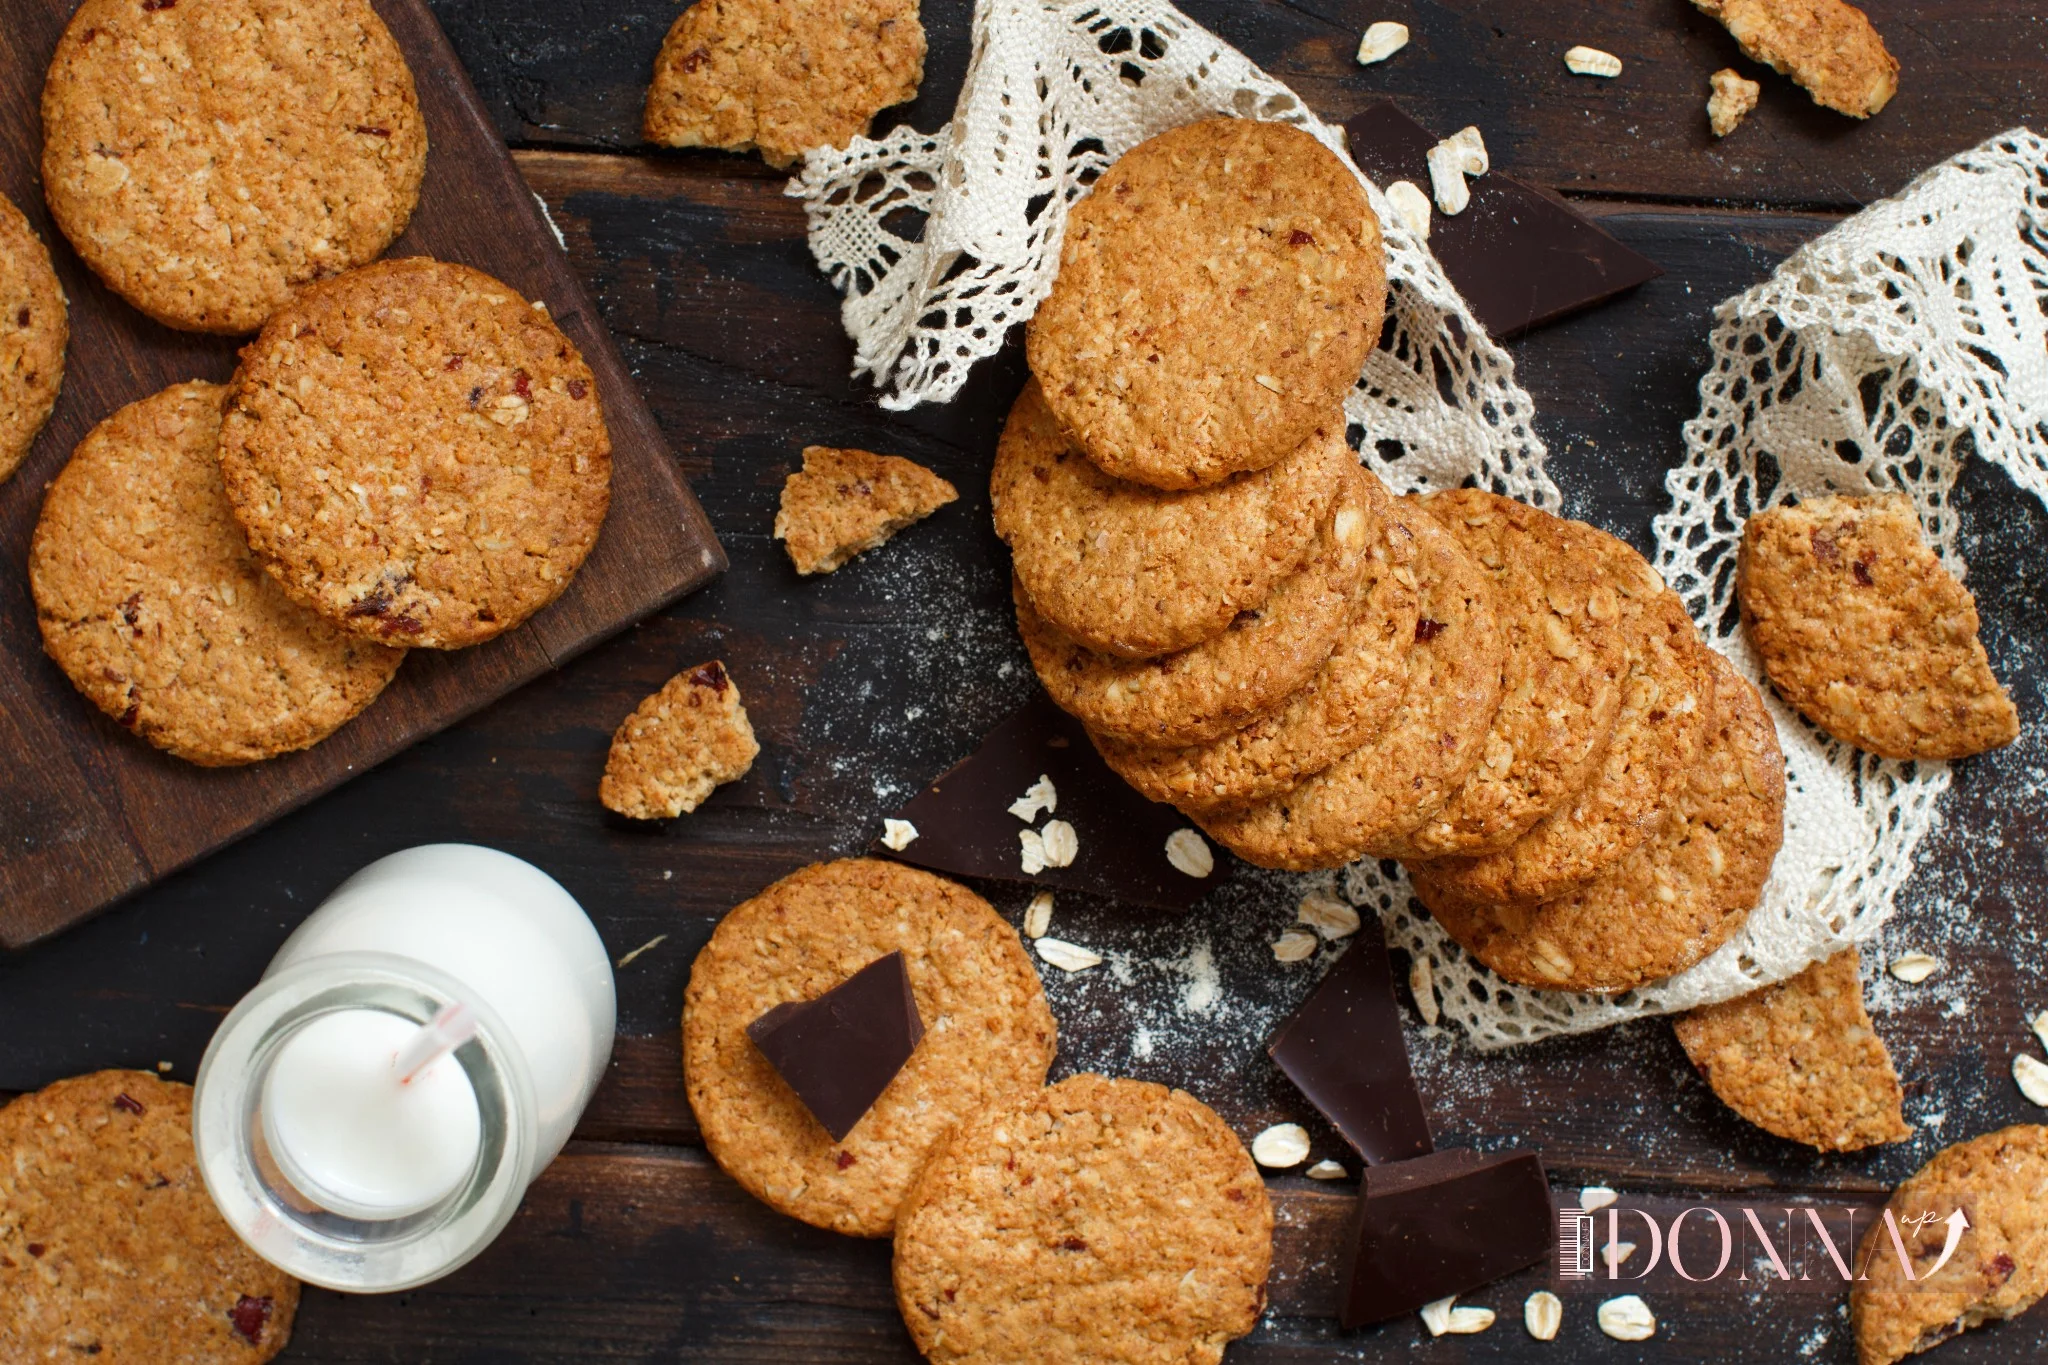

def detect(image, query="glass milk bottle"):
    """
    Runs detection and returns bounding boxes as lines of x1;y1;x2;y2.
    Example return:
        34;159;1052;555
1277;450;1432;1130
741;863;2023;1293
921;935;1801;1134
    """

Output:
194;844;616;1292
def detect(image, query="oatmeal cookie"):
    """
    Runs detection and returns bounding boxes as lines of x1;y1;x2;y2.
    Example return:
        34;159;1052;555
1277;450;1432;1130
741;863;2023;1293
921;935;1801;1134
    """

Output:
1738;493;2017;760
1675;948;1909;1152
0;1072;299;1362
644;0;925;169
41;0;426;334
1691;0;1896;118
683;859;1056;1238
1016;465;1378;746
0;192;66;484
892;1074;1271;1365
30;381;404;765
219;258;611;650
600;660;759;818
1026;118;1385;490
776;445;956;575
993;379;1348;659
1196;499;1507;870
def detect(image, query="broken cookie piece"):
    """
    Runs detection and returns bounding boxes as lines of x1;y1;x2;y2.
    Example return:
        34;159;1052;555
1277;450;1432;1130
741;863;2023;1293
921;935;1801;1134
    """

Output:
1708;68;1762;136
1737;493;2019;759
644;0;926;168
1690;0;1896;118
1852;1125;2048;1365
773;445;958;575
600;660;760;819
1673;948;1910;1152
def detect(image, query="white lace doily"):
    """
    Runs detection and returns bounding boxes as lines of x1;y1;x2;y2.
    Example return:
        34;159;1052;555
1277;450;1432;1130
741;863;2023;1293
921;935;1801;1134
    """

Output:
789;3;2048;1048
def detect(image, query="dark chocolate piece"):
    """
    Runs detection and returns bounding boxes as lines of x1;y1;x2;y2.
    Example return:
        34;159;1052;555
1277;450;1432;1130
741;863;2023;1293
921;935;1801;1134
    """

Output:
1268;918;1433;1166
745;951;924;1141
1342;101;1663;340
1338;1147;1554;1328
873;692;1228;910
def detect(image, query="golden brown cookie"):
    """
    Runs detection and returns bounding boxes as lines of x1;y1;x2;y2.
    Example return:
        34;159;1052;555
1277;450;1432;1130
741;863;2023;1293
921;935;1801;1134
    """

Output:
1691;0;1896;118
0;192;66;484
1738;493;2018;760
775;445;956;575
1026;118;1385;490
30;381;404;766
644;0;925;169
892;1074;1271;1365
1675;948;1909;1152
1418;648;1784;993
684;859;1056;1238
1017;465;1378;746
992;379;1348;660
1196;499;1507;871
1709;68;1762;137
600;660;760;818
219;258;612;650
1410;542;1713;909
41;0;426;334
1852;1125;2048;1365
1377;490;1629;859
0;1071;299;1362
1090;502;1418;812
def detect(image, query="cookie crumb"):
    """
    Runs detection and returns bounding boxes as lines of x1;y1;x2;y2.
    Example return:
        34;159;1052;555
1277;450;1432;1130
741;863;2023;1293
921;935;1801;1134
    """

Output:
600;660;759;819
1708;68;1761;136
774;445;958;575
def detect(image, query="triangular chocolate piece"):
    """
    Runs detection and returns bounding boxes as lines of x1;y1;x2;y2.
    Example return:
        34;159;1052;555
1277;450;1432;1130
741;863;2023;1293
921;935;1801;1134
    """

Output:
1340;1147;1554;1327
746;951;924;1141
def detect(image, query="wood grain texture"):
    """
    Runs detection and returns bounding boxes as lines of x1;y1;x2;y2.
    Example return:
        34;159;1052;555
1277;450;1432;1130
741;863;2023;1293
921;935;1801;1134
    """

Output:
0;0;723;949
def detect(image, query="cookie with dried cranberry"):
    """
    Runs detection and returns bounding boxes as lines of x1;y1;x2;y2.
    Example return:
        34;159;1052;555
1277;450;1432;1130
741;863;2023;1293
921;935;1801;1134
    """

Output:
219;258;611;650
0;191;66;484
0;1071;299;1362
600;660;759;819
30;381;404;765
41;0;426;334
1026;117;1384;490
893;1074;1271;1365
1691;0;1897;119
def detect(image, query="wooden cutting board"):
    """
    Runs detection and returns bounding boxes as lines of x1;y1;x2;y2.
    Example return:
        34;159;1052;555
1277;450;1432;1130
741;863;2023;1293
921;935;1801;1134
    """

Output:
0;0;725;950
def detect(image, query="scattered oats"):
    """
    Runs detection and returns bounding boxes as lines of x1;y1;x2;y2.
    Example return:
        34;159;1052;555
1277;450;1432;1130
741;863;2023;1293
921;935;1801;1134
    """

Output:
1525;1290;1563;1341
880;818;919;851
1419;1296;1458;1337
1306;1159;1348;1180
1580;1185;1619;1212
1035;937;1102;973
1007;774;1058;822
1023;891;1054;940
1385;179;1432;239
1250;1122;1311;1168
1272;927;1320;963
1443;125;1489;176
156;1060;174;1073
1355;20;1409;65
1426;140;1471;216
1410;956;1440;1026
615;934;669;969
1565;45;1623;78
2015;1053;2048;1107
1446;1306;1496;1335
1597;1295;1656;1341
2032;1012;2048;1053
1889;953;1941;984
1165;828;1215;878
1019;828;1047;875
1038;819;1078;868
1603;1241;1637;1271
1297;890;1360;939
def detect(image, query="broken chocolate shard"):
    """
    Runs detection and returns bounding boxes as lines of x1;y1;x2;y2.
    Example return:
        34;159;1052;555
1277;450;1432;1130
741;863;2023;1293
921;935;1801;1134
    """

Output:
874;692;1228;911
1268;917;1432;1166
746;951;924;1142
1343;101;1663;340
1338;1147;1554;1328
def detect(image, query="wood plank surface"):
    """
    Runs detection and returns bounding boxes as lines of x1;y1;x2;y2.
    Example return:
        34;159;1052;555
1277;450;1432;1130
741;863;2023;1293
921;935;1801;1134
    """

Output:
0;0;724;949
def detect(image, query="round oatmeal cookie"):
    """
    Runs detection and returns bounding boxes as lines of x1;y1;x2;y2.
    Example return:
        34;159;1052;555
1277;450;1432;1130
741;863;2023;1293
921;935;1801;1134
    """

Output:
1196;499;1506;871
1422;648;1785;993
0;191;67;484
1852;1125;2048;1365
1016;465;1379;746
1738;492;2019;760
683;859;1057;1238
41;0;426;335
0;1071;299;1362
30;381;404;766
892;1073;1272;1365
1409;540;1713;908
219;258;612;649
1025;117;1385;490
1376;489;1628;859
992;379;1348;660
1091;500;1418;811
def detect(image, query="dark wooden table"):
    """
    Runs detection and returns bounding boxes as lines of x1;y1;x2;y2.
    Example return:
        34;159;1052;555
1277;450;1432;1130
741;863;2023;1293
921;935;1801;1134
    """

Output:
5;2;2047;1360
